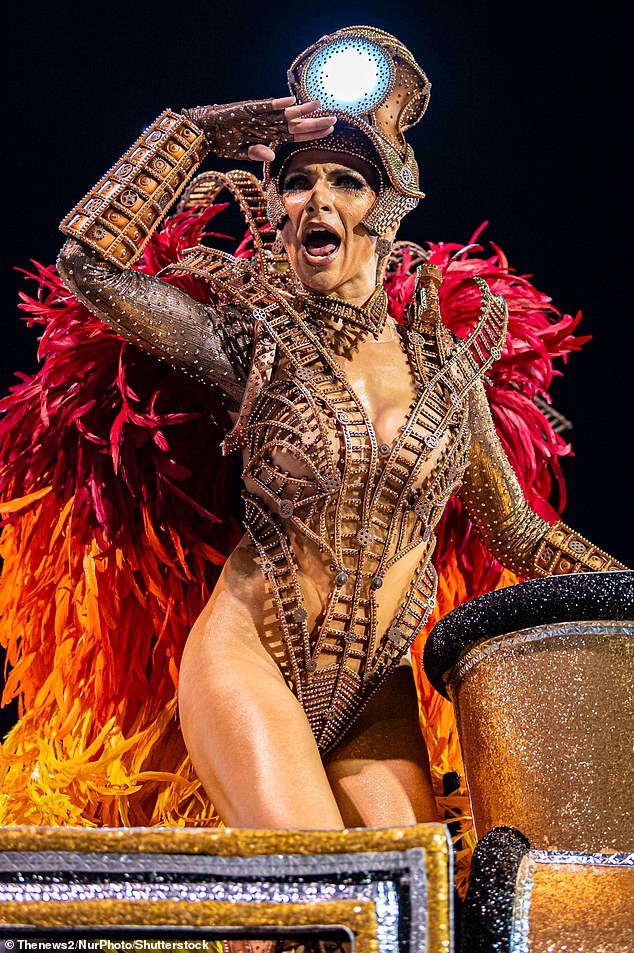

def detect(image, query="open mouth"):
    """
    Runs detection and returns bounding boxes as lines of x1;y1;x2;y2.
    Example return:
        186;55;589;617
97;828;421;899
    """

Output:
301;225;341;265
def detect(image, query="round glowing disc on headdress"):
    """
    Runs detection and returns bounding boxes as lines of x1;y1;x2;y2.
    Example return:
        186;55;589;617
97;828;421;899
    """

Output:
303;36;394;114
267;26;431;235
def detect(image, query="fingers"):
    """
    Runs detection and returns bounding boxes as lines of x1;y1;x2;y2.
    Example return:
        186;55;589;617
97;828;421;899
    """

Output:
269;97;326;118
284;100;336;141
248;144;276;162
271;95;297;110
247;97;336;163
283;98;321;119
287;115;336;136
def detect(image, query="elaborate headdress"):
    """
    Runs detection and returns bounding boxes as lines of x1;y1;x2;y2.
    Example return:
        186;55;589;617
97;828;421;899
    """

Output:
266;25;431;235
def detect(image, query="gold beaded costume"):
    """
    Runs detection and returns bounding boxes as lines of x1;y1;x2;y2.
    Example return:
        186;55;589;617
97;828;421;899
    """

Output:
56;27;624;758
0;29;625;891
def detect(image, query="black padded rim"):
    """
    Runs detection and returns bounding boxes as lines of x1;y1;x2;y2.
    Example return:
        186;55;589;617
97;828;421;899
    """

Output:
423;571;634;697
460;826;530;953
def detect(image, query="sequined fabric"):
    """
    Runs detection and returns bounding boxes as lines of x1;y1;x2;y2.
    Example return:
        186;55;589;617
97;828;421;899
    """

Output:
444;618;634;849
57;240;252;407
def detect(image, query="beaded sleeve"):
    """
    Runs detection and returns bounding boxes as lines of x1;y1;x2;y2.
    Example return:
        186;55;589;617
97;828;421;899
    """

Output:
57;109;254;407
57;241;251;407
459;381;627;577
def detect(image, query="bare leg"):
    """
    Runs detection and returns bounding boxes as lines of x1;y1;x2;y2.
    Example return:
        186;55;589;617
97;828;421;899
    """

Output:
180;547;435;830
323;664;438;827
179;581;344;829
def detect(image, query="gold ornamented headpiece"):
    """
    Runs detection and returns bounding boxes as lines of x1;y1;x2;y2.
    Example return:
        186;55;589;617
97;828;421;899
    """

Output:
266;25;431;235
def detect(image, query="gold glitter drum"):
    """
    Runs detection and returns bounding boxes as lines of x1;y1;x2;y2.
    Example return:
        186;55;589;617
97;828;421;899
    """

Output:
422;571;634;852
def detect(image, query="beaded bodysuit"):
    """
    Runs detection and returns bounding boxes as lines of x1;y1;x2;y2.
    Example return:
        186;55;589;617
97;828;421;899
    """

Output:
243;284;504;752
157;243;507;752
57;118;626;754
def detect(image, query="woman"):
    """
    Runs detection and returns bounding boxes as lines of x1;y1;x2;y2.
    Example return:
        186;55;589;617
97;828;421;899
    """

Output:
55;26;624;832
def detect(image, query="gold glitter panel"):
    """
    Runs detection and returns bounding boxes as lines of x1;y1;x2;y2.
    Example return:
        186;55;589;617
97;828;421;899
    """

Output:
0;824;452;953
449;620;634;850
0;899;377;951
514;853;634;952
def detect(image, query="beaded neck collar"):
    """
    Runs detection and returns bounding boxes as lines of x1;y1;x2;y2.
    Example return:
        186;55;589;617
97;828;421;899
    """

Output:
302;285;389;338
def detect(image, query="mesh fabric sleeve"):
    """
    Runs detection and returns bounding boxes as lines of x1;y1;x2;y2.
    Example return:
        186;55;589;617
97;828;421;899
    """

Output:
459;380;626;576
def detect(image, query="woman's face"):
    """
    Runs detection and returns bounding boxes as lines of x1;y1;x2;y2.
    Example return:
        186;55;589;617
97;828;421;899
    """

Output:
279;150;379;298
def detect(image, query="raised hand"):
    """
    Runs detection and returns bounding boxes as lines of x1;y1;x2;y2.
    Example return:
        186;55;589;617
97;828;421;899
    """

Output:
183;96;336;161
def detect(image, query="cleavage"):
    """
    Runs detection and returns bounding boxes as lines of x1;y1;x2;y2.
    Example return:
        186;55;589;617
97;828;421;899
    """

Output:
333;330;418;448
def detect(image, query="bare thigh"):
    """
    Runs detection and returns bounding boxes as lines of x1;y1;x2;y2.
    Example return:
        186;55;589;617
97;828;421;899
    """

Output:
180;547;436;831
323;665;439;828
179;581;345;830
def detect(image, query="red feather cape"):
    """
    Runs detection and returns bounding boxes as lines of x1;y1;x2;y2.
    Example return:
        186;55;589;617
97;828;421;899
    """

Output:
0;209;587;889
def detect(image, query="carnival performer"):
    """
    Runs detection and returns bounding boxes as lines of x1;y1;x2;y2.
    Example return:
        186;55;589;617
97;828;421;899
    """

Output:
2;27;622;860
49;26;626;834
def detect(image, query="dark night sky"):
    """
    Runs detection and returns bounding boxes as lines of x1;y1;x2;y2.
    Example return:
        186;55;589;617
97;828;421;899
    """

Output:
2;0;632;570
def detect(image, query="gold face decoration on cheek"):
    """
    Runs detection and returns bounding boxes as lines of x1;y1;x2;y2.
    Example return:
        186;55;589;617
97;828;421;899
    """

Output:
279;152;379;296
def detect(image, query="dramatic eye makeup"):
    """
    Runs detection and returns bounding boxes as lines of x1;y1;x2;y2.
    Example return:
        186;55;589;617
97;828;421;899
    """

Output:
332;171;369;191
282;172;312;193
281;167;372;194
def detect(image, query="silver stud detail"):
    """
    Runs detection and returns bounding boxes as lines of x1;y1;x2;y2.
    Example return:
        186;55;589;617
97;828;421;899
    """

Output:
322;473;341;493
356;527;373;547
295;366;314;381
569;539;587;554
278;499;294;518
120;189;138;207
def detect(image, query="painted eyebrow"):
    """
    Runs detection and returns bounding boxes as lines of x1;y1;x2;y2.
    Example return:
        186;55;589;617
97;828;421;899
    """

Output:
284;167;369;181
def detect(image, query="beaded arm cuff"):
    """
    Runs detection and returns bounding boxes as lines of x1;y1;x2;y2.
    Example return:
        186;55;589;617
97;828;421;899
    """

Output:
59;110;208;267
533;523;627;575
